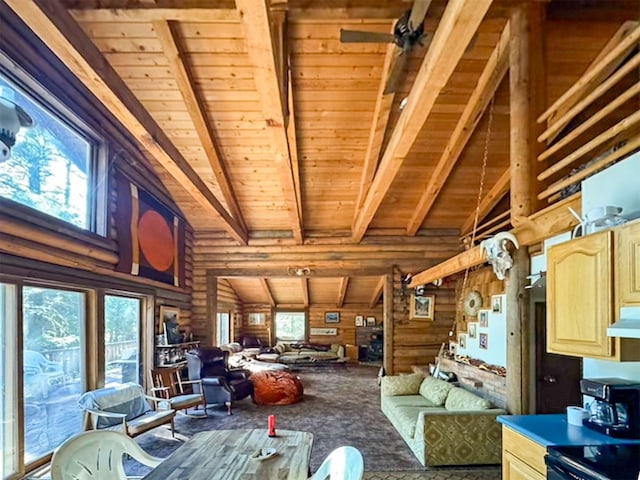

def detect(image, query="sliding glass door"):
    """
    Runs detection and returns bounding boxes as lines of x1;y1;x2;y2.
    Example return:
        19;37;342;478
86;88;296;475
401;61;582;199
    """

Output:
104;294;142;386
22;286;86;462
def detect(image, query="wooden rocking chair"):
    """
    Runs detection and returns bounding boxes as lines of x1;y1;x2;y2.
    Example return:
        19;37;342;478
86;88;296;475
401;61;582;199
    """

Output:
148;367;206;416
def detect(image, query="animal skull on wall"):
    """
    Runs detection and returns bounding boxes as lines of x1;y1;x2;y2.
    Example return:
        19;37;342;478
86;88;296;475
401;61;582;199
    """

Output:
480;231;520;280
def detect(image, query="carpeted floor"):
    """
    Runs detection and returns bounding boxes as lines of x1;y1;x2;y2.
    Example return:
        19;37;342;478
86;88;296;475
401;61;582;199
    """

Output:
129;364;501;479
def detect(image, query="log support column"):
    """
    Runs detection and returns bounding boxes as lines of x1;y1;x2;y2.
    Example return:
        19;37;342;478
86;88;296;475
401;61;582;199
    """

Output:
507;2;544;414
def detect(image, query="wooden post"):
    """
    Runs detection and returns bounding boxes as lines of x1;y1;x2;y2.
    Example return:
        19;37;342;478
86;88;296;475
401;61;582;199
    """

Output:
508;2;541;415
383;272;394;375
206;273;218;347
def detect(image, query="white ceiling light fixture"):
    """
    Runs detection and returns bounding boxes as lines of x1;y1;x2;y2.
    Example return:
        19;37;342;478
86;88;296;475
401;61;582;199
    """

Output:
287;266;311;277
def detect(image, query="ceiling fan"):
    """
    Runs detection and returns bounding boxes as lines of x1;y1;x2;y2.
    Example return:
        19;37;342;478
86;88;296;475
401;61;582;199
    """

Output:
339;0;432;95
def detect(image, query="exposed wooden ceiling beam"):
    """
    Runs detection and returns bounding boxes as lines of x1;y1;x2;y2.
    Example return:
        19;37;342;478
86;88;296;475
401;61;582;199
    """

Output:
153;20;246;232
301;278;309;308
260;278;276;307
406;20;510;235
369;276;385;308
408;193;581;287
287;62;304;221
353;37;396;224
460;168;511;235
352;0;495;242
236;0;303;244
69;8;240;22
7;0;248;244
337;277;349;308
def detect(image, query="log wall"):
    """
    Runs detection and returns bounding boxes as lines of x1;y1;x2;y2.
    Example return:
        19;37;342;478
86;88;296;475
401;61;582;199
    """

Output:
391;270;457;374
0;6;193;337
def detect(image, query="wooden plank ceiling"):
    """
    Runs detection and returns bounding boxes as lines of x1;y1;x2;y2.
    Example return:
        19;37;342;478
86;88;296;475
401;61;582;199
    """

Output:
7;0;626;308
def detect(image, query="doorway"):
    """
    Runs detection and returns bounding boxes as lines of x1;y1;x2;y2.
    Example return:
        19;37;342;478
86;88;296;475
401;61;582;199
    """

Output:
535;302;582;413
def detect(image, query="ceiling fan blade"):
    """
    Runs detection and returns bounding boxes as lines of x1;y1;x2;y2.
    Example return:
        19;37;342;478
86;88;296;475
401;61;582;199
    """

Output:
340;29;396;44
383;50;409;95
408;0;433;31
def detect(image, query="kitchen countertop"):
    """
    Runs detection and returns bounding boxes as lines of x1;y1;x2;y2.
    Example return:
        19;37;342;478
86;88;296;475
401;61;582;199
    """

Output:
497;414;640;447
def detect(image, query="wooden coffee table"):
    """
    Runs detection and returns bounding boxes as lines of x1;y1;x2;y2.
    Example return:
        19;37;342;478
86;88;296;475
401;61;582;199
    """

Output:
142;429;313;480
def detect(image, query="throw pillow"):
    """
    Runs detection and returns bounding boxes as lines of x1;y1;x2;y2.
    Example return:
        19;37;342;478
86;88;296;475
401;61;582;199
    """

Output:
381;372;424;396
273;343;286;355
419;375;454;406
444;387;492;411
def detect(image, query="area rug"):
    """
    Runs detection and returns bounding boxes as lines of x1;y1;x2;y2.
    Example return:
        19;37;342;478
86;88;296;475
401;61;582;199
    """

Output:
129;364;500;478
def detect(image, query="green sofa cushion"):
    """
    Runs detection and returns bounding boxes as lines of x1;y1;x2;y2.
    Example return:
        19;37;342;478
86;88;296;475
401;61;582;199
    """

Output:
444;387;492;411
381;372;424;396
419;376;454;406
385;395;440;408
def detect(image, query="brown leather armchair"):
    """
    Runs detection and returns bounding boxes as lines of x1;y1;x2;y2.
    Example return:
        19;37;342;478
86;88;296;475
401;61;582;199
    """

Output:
184;347;253;415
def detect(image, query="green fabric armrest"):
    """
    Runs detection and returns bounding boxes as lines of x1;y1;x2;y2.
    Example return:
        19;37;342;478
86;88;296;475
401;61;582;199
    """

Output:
416;409;505;466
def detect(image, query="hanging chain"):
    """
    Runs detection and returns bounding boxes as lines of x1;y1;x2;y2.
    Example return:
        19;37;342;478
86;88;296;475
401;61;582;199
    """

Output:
449;96;495;340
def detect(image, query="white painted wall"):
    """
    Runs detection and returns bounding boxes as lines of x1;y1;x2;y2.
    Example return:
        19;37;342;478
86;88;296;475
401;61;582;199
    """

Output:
456;293;507;367
581;154;640;381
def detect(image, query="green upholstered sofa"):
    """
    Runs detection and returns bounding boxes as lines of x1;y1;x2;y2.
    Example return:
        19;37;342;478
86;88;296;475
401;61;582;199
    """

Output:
380;373;506;467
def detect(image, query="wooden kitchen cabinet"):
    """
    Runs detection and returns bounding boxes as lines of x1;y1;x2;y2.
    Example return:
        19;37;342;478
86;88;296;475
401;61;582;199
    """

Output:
502;427;546;480
547;226;640;361
547;230;613;358
617;219;640;306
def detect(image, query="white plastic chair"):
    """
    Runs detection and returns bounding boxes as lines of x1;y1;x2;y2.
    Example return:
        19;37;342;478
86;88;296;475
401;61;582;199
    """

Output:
309;446;364;480
51;430;163;480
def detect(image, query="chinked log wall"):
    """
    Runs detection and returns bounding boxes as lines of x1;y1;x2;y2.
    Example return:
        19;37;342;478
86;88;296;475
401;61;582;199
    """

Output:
192;231;464;373
0;6;193;334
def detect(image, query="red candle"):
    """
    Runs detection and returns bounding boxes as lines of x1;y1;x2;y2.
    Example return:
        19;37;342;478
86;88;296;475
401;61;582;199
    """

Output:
268;414;276;437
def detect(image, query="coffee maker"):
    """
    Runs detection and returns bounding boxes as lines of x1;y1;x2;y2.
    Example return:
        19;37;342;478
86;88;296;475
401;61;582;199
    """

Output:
580;378;640;438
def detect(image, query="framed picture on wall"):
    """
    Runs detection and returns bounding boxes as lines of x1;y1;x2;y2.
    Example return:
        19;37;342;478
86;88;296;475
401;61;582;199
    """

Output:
366;316;376;326
458;334;467;349
478;310;489;328
160;306;182;344
410;294;435;320
247;313;265;325
355;315;364;327
491;295;503;314
479;333;489;349
325;312;340;323
468;322;477;339
449;341;457;356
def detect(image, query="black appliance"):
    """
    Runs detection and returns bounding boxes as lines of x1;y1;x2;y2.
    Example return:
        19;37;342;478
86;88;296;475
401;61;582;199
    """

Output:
580;377;640;438
546;444;640;480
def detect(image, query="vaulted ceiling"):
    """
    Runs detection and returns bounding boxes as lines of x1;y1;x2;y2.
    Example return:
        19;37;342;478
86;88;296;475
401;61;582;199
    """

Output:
6;0;632;307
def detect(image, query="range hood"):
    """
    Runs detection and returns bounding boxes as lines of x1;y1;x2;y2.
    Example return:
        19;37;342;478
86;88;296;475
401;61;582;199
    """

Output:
607;307;640;339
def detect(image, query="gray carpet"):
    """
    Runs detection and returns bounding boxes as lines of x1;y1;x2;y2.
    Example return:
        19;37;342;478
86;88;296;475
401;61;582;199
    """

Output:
129;364;500;479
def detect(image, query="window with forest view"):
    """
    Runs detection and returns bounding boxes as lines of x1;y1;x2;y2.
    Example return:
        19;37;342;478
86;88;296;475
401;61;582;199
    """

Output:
274;311;306;342
22;286;85;462
0;70;100;231
105;295;141;386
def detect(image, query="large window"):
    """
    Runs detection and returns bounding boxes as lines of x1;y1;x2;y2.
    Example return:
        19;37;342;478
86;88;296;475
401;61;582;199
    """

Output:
104;295;142;385
0;62;106;233
1;280;151;475
274;311;306;342
1;283;18;479
22;286;85;463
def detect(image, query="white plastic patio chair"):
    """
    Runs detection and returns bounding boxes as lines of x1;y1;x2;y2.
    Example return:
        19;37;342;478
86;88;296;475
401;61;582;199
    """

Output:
308;446;364;480
51;430;163;480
